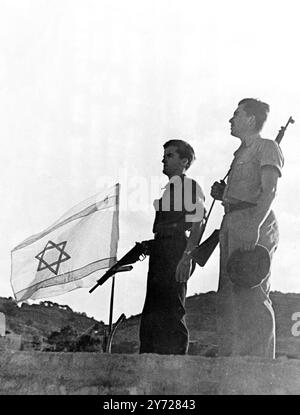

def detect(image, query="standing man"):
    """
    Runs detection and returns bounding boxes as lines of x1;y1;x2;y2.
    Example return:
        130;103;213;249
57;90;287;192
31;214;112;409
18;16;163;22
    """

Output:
139;139;205;354
211;98;284;358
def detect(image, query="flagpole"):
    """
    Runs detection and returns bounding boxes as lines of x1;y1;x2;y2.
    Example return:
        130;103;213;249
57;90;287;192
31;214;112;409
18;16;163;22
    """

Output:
107;276;115;350
105;183;120;353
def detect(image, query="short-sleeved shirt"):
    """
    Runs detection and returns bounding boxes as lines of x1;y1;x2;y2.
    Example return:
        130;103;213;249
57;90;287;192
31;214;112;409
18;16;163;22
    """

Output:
153;174;205;234
223;137;284;205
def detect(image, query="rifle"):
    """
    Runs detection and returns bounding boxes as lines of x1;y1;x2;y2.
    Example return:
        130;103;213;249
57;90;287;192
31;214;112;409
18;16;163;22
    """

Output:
190;116;295;267
89;240;153;293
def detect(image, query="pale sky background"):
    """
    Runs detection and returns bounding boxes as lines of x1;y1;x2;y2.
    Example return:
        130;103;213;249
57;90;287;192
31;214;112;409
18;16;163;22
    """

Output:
1;0;299;323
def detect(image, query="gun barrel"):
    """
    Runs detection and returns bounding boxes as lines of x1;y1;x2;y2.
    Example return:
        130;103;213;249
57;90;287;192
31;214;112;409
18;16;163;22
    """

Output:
89;267;116;293
89;282;100;293
276;116;295;144
89;241;150;293
89;266;117;293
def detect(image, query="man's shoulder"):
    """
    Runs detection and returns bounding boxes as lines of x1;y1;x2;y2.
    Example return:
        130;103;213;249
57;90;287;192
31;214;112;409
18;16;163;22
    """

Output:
182;175;201;184
255;137;284;170
256;137;281;151
182;175;198;184
183;176;205;199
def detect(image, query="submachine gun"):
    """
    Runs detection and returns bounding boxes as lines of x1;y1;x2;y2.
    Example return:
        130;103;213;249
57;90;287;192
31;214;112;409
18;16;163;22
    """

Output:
89;117;294;292
89;240;154;293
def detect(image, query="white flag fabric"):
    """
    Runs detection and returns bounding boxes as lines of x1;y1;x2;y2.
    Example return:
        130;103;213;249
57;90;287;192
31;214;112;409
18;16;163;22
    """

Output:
11;184;120;302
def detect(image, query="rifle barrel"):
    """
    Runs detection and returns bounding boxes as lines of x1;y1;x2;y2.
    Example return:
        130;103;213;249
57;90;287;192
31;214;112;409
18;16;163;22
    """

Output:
276;116;295;144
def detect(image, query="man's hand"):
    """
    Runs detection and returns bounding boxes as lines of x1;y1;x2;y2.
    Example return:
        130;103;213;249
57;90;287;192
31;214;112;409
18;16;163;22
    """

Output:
210;181;226;201
175;255;192;283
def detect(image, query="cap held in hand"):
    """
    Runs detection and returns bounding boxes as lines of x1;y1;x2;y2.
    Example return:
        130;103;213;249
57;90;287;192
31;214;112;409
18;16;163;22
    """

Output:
226;245;271;288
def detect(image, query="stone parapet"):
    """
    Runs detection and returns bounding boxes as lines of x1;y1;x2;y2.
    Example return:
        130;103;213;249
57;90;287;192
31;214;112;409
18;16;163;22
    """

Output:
0;351;300;395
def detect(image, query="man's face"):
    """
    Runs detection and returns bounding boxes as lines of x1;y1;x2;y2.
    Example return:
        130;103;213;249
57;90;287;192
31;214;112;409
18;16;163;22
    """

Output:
162;145;187;178
229;103;255;138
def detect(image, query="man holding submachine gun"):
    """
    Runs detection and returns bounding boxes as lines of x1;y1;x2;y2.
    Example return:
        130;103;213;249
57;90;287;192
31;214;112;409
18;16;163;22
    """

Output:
91;139;205;355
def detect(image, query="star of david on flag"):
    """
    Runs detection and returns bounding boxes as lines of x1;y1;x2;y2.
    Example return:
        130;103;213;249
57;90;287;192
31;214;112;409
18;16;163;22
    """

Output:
35;240;71;275
10;184;120;302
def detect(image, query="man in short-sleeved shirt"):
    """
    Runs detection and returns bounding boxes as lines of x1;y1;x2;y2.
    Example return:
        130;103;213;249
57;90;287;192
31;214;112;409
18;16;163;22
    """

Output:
139;140;205;354
211;98;284;358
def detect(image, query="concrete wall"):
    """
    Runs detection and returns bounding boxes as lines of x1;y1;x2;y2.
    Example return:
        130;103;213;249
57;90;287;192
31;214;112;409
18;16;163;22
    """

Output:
1;352;300;395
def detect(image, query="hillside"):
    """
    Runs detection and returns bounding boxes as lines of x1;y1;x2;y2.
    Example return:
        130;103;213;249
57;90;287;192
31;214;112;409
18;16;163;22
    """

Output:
1;291;300;357
0;297;105;351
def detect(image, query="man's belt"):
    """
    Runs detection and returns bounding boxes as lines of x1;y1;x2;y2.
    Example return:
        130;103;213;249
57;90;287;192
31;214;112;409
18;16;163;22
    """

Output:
223;201;256;214
154;225;187;239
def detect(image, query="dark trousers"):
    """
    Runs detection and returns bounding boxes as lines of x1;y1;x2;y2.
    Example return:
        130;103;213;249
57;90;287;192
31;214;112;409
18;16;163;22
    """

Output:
139;236;189;354
140;309;188;354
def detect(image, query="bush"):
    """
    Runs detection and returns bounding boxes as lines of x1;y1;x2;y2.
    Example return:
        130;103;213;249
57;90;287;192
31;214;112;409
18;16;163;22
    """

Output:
46;325;78;352
45;325;104;352
73;334;102;352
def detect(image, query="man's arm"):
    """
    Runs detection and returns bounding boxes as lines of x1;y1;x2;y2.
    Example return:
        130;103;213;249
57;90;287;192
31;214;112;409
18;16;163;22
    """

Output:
175;220;204;283
185;221;204;253
174;177;206;282
237;165;280;251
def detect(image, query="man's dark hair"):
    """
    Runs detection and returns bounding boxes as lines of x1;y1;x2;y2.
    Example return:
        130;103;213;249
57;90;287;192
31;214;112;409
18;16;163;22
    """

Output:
239;98;270;132
163;139;195;170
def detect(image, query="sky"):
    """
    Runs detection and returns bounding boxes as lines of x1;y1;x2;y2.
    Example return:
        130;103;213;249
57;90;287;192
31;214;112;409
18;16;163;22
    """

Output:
0;0;299;323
